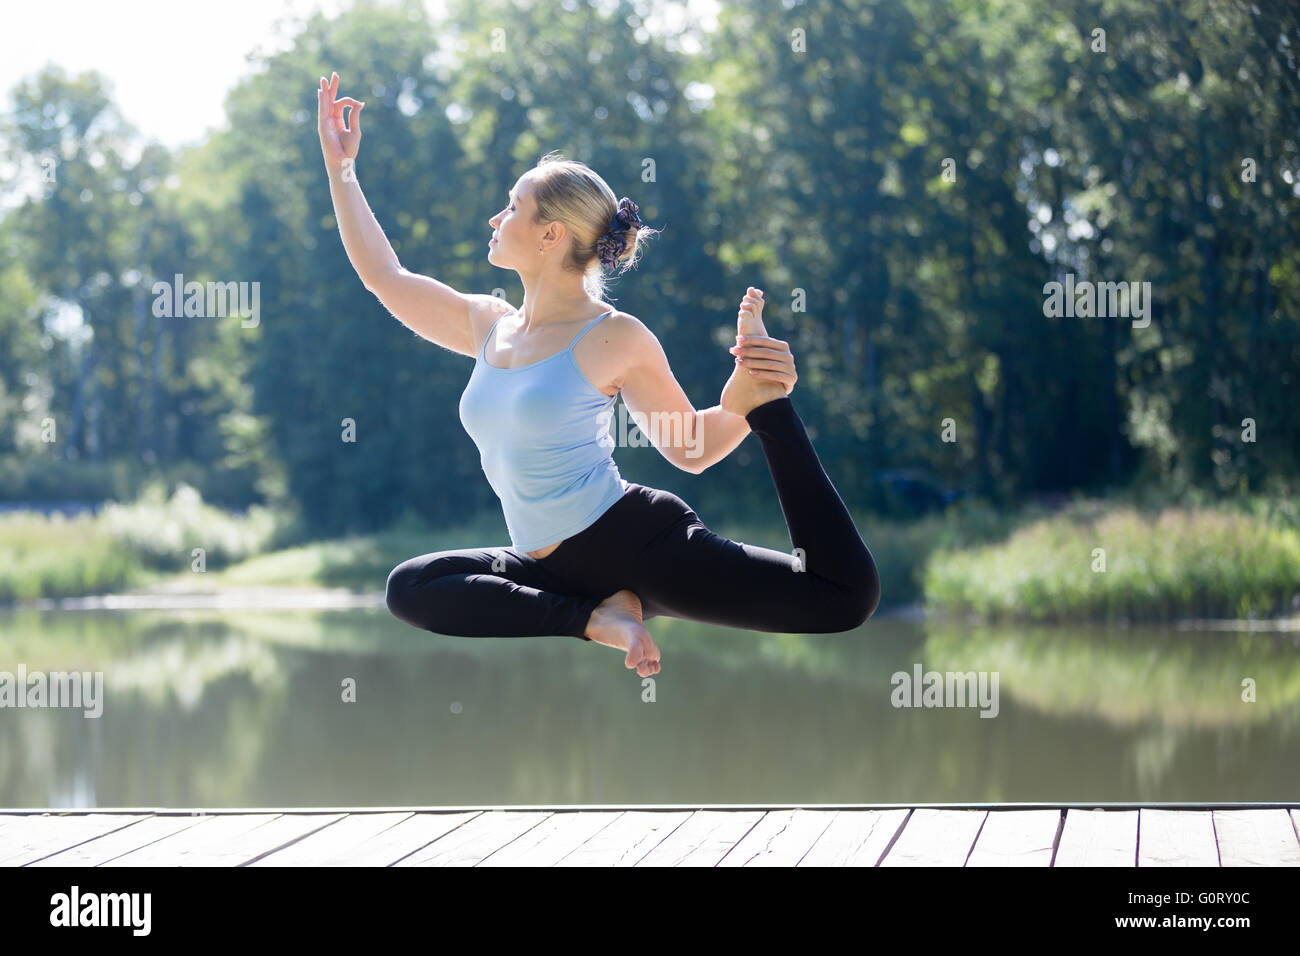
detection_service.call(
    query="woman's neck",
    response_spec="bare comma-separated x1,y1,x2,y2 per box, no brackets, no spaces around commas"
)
516,282,602,331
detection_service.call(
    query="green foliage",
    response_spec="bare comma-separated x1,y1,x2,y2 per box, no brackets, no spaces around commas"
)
0,510,142,601
0,482,287,601
860,498,1036,605
924,501,1300,621
98,481,280,570
0,0,1297,541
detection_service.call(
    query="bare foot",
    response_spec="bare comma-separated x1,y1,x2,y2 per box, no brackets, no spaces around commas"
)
721,287,788,417
585,589,661,677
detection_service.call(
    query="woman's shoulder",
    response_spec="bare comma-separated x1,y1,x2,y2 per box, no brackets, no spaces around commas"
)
596,309,663,358
476,294,517,320
601,307,650,339
463,294,517,329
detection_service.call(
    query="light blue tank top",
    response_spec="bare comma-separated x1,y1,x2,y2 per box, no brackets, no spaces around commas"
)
458,308,629,552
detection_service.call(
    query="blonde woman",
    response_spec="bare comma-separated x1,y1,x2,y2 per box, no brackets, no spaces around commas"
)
318,73,879,678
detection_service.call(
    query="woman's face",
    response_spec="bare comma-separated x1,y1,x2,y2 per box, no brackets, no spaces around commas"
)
487,177,533,265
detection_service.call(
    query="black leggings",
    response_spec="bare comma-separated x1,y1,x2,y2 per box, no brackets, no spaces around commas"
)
385,396,881,640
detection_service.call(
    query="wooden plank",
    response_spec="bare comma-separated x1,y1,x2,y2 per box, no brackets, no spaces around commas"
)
99,814,274,866
635,810,764,867
799,808,909,866
879,809,986,866
1055,809,1138,866
29,815,207,867
248,812,408,866
9,807,1296,868
346,812,484,866
1213,810,1300,866
967,810,1061,866
251,812,481,866
556,811,692,866
717,809,838,867
187,813,346,866
478,811,623,866
103,813,344,866
0,814,150,866
395,811,551,867
1138,809,1219,866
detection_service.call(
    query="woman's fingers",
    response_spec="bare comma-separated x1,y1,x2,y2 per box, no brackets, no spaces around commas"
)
748,366,797,391
729,335,796,393
730,342,789,359
729,342,793,366
336,100,363,128
752,373,795,395
318,77,347,113
332,98,363,134
733,333,785,347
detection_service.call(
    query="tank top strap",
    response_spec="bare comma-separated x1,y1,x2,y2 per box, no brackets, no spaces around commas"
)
567,309,616,353
479,313,508,362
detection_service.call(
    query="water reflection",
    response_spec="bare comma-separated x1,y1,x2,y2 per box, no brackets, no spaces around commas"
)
1,606,1297,807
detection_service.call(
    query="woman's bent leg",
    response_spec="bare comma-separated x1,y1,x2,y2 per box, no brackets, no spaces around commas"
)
742,396,880,607
631,517,877,633
385,547,604,640
625,396,880,633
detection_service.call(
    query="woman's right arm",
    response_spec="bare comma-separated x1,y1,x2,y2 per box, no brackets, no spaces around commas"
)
318,72,487,357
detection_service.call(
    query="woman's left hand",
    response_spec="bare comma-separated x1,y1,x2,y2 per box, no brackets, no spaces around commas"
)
727,335,798,395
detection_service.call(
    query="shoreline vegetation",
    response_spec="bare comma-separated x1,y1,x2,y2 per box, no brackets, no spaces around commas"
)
3,483,1298,625
924,504,1300,624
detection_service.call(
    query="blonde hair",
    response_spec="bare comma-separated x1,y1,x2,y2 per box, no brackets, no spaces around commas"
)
526,150,659,300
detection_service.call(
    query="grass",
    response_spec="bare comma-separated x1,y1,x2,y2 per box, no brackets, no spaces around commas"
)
0,510,143,601
923,500,1300,623
0,481,281,602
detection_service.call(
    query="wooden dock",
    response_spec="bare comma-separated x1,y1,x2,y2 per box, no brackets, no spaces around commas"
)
3,805,1299,867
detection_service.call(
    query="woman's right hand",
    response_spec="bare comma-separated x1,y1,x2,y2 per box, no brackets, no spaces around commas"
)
317,71,364,172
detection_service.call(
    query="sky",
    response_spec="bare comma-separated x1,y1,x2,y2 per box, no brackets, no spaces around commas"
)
1,0,720,152
2,0,359,150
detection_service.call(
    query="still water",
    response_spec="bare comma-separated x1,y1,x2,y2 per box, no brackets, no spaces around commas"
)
1,606,1297,807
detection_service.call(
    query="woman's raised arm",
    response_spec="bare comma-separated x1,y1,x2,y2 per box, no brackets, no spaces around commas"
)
317,71,479,357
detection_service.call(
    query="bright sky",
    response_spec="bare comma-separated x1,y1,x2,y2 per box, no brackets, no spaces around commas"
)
1,0,719,151
1,0,354,150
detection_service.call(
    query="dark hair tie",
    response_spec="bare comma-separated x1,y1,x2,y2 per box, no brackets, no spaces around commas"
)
595,197,643,270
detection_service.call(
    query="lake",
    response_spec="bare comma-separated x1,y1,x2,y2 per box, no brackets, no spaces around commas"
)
1,605,1297,807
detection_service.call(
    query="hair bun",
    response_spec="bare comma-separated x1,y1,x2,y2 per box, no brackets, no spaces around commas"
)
596,197,643,270
612,197,643,231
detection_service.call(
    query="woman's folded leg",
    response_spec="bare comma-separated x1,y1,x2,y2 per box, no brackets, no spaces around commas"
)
620,397,880,634
743,396,880,601
385,547,604,640
629,514,879,635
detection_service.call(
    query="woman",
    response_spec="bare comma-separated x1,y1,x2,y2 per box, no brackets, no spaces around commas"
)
317,72,880,678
